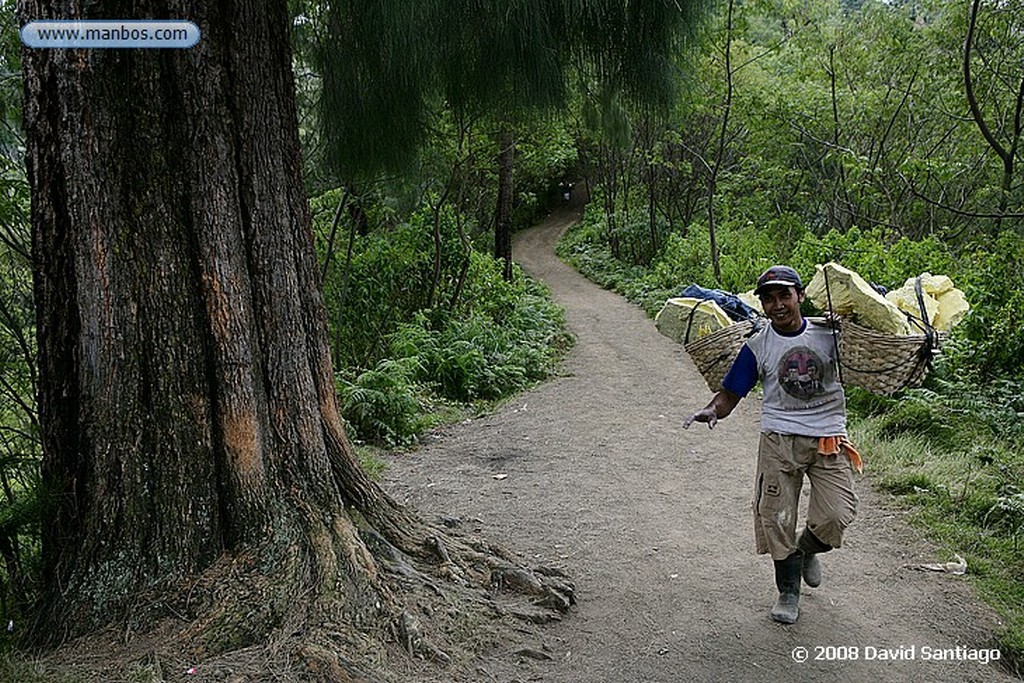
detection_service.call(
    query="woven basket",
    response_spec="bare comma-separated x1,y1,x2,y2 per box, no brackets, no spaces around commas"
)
685,316,942,396
684,318,764,391
837,319,943,396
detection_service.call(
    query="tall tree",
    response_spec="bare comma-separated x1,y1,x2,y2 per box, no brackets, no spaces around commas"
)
495,125,516,280
706,0,736,283
19,0,575,675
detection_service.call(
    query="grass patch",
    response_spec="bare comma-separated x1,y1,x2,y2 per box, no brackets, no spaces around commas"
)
354,444,391,481
851,414,1024,674
0,650,76,683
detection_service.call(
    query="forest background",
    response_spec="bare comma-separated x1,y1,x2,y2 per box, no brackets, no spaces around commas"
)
1,0,1023,673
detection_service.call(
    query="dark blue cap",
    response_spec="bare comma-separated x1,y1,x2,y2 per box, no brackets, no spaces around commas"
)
754,265,803,295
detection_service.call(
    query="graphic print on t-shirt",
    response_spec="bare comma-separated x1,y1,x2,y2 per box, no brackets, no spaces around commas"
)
777,345,826,401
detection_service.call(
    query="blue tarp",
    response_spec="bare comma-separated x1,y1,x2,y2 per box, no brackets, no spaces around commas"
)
678,284,760,322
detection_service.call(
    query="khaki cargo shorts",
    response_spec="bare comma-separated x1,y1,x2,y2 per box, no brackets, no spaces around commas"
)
753,432,858,560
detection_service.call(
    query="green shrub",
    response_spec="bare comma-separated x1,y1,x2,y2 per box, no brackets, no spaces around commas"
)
387,277,569,405
844,386,897,417
874,391,952,442
943,234,1024,381
923,373,1024,443
337,357,427,447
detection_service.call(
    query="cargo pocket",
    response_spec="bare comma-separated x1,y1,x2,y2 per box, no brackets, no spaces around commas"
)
757,470,784,515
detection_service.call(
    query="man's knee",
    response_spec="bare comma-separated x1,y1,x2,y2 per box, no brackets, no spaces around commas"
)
807,498,856,549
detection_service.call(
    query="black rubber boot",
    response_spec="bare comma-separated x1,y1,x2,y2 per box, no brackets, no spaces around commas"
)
797,528,832,589
771,551,803,624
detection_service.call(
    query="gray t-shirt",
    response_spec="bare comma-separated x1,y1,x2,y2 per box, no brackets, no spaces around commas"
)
722,320,847,436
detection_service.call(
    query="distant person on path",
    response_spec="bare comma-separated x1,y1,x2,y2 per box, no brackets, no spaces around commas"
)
683,265,861,624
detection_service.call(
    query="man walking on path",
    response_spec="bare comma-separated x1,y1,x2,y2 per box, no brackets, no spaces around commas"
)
684,265,860,624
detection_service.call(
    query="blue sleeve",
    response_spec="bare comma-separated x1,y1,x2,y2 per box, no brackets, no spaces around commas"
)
722,344,758,397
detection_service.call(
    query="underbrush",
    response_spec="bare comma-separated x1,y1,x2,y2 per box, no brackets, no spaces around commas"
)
0,653,58,683
313,192,574,448
334,272,572,448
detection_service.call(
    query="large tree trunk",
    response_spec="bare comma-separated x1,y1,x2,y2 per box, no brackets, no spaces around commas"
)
20,0,571,672
23,0,391,626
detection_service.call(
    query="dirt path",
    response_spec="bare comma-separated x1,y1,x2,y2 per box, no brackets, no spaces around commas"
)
382,206,1019,682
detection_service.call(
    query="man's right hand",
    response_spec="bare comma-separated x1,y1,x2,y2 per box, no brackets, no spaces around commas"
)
683,407,718,430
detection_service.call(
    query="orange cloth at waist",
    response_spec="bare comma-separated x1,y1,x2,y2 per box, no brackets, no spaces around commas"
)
818,435,863,473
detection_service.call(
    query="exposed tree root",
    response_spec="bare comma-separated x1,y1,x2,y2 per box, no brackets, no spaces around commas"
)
362,513,575,613
355,508,576,672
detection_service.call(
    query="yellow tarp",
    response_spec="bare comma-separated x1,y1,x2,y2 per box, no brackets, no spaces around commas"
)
655,297,734,344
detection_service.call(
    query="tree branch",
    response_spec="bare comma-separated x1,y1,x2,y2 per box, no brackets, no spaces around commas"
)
964,0,1009,163
899,172,1024,219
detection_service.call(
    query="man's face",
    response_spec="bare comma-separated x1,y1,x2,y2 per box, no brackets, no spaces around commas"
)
758,286,805,332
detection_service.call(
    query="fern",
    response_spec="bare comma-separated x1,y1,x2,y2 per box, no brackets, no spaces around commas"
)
337,359,425,447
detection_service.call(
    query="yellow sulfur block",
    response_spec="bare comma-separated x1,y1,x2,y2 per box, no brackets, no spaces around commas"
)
654,297,734,344
807,262,911,335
